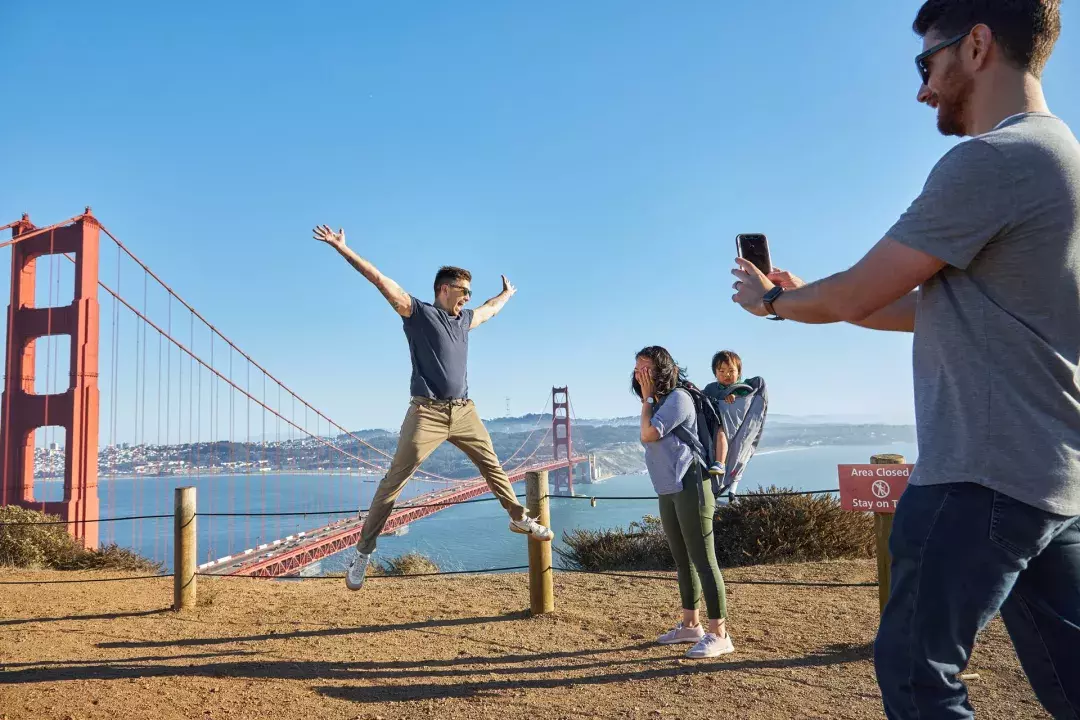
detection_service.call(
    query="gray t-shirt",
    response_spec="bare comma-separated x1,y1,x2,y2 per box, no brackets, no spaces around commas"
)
888,113,1080,516
643,388,697,495
403,296,474,400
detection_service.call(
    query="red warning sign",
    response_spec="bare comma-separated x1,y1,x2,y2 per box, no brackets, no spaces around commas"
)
838,464,912,513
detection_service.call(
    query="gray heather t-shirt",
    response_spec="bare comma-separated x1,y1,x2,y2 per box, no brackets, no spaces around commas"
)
403,296,474,400
643,388,698,495
888,113,1080,516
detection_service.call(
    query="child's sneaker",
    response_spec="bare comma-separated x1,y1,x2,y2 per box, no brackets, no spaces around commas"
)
686,632,735,658
656,622,705,645
708,462,727,477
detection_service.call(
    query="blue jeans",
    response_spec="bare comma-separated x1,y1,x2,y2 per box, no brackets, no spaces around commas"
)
874,482,1080,719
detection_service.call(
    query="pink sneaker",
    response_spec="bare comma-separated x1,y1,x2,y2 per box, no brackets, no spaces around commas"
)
656,622,705,645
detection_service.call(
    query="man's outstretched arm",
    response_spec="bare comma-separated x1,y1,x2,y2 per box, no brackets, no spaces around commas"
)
470,275,517,329
732,237,944,329
313,225,412,317
767,268,919,333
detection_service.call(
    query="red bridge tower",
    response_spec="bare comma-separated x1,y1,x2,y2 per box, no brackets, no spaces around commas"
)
1,211,101,548
551,386,574,496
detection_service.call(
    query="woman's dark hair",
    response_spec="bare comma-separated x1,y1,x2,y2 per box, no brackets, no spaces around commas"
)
631,345,689,399
711,350,743,377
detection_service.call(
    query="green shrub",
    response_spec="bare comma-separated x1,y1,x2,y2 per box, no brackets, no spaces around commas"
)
0,505,162,573
556,487,875,571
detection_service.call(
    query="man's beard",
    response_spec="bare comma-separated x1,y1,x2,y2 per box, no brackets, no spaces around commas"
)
936,65,975,137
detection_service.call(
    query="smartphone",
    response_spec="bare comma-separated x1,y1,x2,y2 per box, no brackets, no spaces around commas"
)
736,233,772,275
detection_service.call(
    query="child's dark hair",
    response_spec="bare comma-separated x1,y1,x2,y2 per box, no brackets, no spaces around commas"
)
711,350,743,377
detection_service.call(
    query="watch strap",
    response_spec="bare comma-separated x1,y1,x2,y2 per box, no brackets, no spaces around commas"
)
763,286,785,320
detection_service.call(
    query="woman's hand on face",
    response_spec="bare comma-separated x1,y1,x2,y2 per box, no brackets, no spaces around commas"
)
635,367,655,401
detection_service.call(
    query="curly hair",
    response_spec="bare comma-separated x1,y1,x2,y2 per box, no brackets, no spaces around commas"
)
631,346,689,400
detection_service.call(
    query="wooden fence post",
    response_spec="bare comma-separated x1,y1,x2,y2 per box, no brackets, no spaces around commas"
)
871,454,904,614
174,486,197,611
525,471,554,615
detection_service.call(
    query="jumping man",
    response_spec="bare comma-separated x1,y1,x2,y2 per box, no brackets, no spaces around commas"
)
313,224,554,591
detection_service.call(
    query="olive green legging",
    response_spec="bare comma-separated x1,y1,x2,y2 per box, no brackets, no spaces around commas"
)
658,465,728,619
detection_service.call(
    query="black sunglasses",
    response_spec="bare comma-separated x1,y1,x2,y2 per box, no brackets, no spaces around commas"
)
915,30,970,85
447,283,472,298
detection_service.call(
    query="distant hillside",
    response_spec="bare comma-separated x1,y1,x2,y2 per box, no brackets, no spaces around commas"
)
345,412,915,480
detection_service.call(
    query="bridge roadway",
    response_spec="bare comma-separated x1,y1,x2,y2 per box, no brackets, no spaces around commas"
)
199,456,586,578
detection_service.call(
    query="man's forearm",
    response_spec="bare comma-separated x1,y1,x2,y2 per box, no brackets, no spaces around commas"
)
770,271,861,324
333,244,410,313
481,291,511,316
771,272,917,331
336,244,380,282
849,293,917,332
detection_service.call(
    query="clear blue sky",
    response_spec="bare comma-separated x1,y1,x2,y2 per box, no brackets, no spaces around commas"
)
2,1,1078,433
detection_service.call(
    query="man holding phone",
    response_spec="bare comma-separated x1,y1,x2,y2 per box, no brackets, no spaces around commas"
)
312,224,554,592
731,2,1079,718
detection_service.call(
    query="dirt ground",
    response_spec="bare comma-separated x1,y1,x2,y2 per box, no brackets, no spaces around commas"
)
0,560,1049,720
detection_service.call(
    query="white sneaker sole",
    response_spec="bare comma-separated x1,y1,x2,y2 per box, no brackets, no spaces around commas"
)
686,642,735,658
509,523,553,541
345,576,365,591
657,635,704,645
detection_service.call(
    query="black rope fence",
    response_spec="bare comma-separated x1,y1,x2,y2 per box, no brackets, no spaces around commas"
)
1,486,864,586
556,568,877,587
197,564,532,580
0,574,170,586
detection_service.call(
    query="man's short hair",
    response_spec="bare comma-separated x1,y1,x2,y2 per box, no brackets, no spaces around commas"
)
434,266,472,294
913,0,1061,77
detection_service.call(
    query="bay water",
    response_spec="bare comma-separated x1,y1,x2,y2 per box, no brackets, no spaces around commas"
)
67,442,916,573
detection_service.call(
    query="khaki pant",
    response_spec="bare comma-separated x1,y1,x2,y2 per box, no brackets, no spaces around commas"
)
357,397,526,554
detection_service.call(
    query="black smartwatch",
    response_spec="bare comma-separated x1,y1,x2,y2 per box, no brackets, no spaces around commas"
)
762,286,785,321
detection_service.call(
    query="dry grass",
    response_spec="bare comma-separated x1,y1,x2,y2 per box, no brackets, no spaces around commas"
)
0,505,162,573
371,551,441,577
0,560,1050,720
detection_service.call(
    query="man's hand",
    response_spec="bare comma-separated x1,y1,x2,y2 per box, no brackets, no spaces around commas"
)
767,268,805,291
470,275,517,329
731,258,775,317
313,225,346,249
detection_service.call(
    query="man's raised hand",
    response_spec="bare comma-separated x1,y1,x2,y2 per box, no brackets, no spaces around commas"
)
501,275,517,297
313,225,346,249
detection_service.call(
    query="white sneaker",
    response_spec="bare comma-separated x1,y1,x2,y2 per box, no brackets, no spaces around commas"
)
656,621,705,645
686,632,735,659
509,515,554,541
345,550,371,591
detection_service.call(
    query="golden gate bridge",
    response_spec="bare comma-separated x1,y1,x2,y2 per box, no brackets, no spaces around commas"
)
1,210,589,577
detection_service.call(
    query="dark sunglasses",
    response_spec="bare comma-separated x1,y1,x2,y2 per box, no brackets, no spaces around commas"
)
448,283,472,298
915,30,970,85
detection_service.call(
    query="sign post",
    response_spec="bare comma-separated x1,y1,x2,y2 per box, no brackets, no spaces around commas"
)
838,454,910,614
